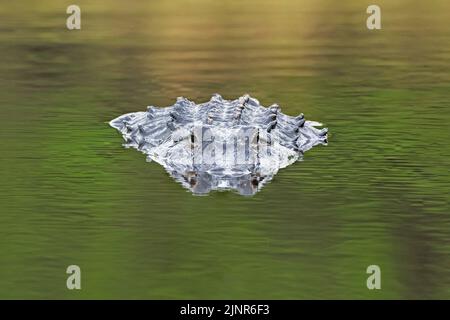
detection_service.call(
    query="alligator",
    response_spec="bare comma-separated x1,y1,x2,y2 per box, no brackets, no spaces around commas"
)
109,94,328,195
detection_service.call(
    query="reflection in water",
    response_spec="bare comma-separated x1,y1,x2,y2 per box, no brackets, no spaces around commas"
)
110,94,328,195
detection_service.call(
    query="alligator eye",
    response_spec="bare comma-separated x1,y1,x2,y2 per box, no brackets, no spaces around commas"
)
189,177,197,187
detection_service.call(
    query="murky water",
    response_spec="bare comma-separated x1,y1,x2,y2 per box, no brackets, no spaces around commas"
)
0,0,449,299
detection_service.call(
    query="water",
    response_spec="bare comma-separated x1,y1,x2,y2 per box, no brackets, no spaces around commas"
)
0,0,449,299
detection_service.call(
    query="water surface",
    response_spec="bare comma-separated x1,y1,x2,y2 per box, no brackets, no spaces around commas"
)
0,0,449,299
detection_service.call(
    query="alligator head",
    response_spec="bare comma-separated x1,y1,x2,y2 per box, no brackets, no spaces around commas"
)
110,94,328,195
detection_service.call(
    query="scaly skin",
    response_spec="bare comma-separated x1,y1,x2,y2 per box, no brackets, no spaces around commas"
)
110,94,328,195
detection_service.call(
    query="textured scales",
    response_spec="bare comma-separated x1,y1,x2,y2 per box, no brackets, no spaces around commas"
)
110,94,328,195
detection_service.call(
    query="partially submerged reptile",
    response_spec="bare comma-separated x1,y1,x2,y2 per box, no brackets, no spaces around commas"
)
110,94,328,195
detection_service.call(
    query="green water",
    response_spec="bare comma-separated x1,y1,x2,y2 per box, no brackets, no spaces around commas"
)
0,0,449,299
